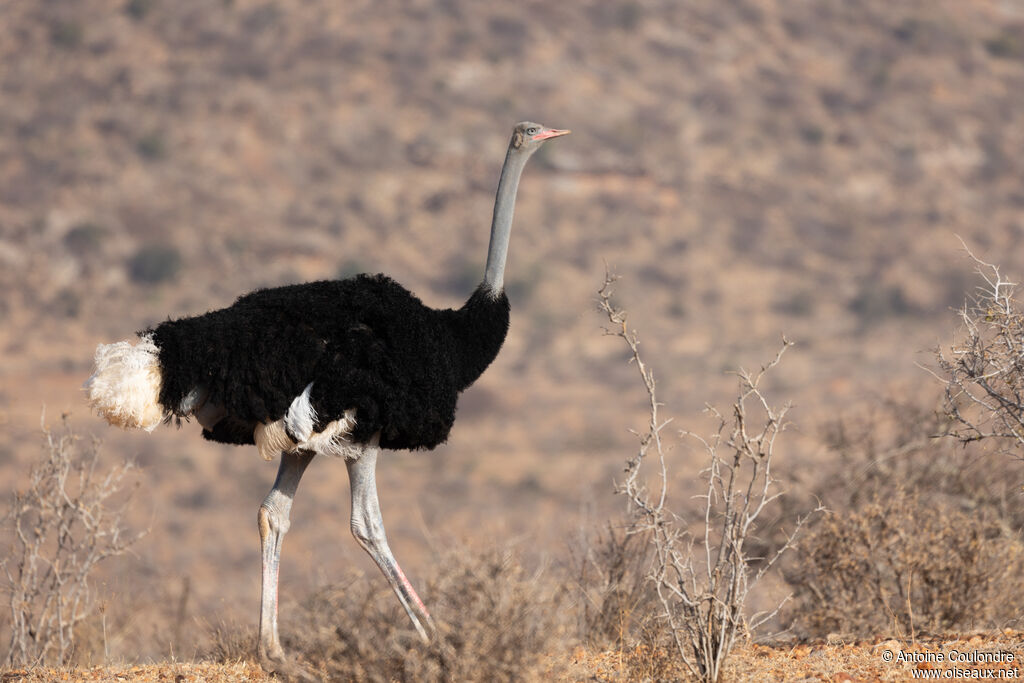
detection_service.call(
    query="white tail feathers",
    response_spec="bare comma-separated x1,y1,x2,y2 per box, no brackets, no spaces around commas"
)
84,333,166,431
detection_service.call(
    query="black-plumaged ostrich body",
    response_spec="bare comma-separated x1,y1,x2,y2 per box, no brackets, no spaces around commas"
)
85,121,568,676
152,276,508,451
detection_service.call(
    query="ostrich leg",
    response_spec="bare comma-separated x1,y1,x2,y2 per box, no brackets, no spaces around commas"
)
347,436,436,642
258,450,315,670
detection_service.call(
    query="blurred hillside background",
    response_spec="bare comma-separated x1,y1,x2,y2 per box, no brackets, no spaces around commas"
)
2,0,1024,663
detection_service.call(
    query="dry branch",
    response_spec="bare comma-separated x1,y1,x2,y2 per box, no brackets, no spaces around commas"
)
935,243,1024,459
1,414,144,666
598,270,815,683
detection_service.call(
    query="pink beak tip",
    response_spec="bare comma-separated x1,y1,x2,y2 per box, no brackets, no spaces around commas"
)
533,128,571,141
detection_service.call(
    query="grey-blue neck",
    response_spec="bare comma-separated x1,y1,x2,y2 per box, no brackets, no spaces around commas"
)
482,145,532,296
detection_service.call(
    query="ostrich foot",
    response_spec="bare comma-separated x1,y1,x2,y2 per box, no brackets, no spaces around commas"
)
259,650,318,682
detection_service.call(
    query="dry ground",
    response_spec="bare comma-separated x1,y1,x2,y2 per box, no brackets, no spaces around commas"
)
4,631,1023,682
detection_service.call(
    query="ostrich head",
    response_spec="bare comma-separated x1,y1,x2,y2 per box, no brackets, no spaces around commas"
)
510,121,571,154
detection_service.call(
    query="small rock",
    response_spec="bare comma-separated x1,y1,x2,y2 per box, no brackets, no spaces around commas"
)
873,639,901,654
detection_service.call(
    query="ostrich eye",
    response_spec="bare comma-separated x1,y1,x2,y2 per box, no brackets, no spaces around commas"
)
527,127,539,136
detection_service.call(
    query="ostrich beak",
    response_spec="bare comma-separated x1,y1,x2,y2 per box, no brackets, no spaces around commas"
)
532,128,571,141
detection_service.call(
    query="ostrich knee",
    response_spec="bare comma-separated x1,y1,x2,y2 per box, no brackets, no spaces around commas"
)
259,498,293,540
349,513,383,552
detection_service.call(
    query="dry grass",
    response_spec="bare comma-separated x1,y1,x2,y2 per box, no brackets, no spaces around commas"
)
723,630,1024,683
204,544,570,682
0,661,270,682
567,628,1024,682
6,629,1024,682
783,399,1024,639
571,521,656,649
788,490,1024,638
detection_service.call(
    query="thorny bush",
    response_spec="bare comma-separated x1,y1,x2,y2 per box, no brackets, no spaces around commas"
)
1,416,143,667
936,244,1024,458
785,398,1024,638
598,271,815,683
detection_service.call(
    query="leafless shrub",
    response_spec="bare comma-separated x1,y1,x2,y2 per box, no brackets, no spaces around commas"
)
597,271,814,683
935,243,1024,459
206,545,568,682
1,415,144,667
784,398,1024,638
788,490,1024,638
572,521,657,648
816,399,1024,531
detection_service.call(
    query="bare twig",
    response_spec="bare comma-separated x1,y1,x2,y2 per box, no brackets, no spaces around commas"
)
934,241,1024,459
1,414,146,666
598,269,817,683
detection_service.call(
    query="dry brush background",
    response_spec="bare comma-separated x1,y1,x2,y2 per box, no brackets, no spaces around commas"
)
1,0,1024,679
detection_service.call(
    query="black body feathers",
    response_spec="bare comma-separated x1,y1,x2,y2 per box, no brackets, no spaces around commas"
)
148,274,510,450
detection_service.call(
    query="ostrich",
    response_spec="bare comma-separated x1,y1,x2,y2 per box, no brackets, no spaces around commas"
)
84,122,569,673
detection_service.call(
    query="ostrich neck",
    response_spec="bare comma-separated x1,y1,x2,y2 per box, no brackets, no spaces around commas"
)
482,147,530,295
